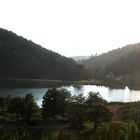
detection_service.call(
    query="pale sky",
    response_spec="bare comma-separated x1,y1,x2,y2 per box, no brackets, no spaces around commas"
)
1,0,140,57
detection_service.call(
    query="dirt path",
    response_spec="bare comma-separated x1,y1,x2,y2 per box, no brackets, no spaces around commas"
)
109,105,122,122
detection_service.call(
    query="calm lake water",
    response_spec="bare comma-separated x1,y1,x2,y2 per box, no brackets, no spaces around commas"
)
0,85,140,107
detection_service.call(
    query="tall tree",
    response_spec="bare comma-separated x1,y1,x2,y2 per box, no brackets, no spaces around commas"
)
42,88,71,120
86,92,112,129
67,94,86,130
23,94,39,123
8,94,39,123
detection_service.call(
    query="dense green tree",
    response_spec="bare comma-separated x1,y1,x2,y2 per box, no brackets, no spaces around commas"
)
86,92,112,129
42,88,71,120
8,94,39,123
8,97,24,119
23,94,39,123
67,94,86,130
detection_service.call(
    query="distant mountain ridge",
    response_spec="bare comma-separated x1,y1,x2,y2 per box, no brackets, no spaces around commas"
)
71,56,89,61
80,43,140,69
0,28,90,80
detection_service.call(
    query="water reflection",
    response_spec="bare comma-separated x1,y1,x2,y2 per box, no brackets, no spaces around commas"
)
1,85,140,107
64,85,140,103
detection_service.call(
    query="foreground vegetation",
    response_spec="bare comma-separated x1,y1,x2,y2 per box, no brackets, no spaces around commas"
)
0,88,140,139
0,122,140,140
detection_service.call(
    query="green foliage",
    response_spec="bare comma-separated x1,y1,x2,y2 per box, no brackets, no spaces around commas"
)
0,123,140,140
0,95,13,120
1,88,140,139
95,122,140,140
42,88,71,120
23,94,40,123
0,127,32,140
8,96,24,118
41,88,112,130
8,94,39,123
116,102,140,128
67,92,112,130
105,47,140,83
86,92,112,128
67,94,86,130
104,71,114,82
95,67,106,80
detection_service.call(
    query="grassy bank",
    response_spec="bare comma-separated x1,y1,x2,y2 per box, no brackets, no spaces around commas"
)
0,122,140,140
0,78,73,88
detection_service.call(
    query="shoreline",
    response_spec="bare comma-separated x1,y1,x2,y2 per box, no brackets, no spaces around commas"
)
0,78,140,90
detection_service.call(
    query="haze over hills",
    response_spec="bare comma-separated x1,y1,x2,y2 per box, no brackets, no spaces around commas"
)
105,46,140,85
71,56,89,61
0,28,91,80
80,43,140,69
1,27,140,84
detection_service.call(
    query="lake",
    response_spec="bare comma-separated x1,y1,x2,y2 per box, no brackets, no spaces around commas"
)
0,85,140,107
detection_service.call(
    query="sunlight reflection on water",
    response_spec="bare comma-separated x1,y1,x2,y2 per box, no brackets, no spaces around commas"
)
0,85,140,107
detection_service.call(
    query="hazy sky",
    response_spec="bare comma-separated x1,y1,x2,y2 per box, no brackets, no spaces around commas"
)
1,0,140,57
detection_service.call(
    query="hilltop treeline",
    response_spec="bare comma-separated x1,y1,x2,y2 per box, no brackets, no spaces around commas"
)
0,28,92,80
79,43,140,69
78,43,140,85
94,45,140,85
106,47,140,76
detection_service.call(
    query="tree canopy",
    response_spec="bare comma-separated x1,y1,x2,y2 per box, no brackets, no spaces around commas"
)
8,94,39,123
42,88,71,119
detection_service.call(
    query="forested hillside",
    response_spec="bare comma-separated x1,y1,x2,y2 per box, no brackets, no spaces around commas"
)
105,47,140,84
0,28,91,80
80,44,140,69
106,47,140,76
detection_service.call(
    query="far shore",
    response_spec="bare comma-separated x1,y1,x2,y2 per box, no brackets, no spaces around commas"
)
0,78,140,90
0,78,73,88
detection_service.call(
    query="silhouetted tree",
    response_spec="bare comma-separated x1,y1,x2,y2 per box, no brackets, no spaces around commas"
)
8,94,39,123
23,94,39,123
67,94,86,130
8,97,24,119
42,88,71,120
86,92,112,129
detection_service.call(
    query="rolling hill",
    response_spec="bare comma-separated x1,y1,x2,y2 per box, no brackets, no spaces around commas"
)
0,28,90,80
80,44,140,69
105,46,140,85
